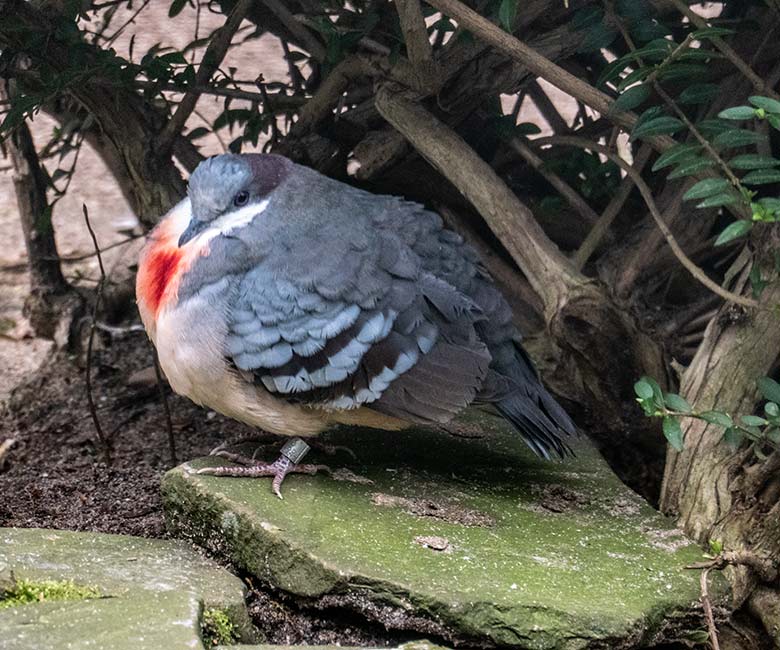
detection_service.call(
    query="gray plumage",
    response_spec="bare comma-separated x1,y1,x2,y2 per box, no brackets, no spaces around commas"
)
178,153,575,458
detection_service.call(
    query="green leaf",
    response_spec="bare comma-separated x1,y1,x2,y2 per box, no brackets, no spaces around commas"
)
690,26,736,40
679,83,720,105
758,197,780,212
683,178,730,201
667,158,715,179
750,263,768,297
722,427,744,448
764,401,779,418
758,377,780,404
628,38,676,61
712,128,766,150
657,63,708,83
728,154,780,170
696,192,740,209
665,393,693,413
168,0,189,18
631,116,685,141
714,220,753,246
700,411,733,428
577,23,617,53
749,95,780,114
186,126,210,140
634,106,664,129
597,57,630,87
616,67,653,92
610,83,650,115
498,0,517,32
741,169,780,185
663,417,685,451
718,106,757,120
640,375,665,408
634,380,655,400
697,118,733,137
652,144,702,172
741,415,768,427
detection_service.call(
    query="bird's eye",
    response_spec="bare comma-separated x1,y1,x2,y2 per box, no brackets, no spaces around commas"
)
233,190,250,207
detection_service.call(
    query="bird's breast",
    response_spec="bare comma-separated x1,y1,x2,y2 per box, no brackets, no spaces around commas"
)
136,198,210,336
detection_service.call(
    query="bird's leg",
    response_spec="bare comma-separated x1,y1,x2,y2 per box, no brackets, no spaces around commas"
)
197,438,330,499
207,431,280,457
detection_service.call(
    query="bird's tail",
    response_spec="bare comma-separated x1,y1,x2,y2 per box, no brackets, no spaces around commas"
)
495,344,576,460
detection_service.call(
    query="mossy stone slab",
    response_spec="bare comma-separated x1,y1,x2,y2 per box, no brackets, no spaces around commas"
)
0,590,202,650
216,642,448,650
0,527,258,646
163,413,724,649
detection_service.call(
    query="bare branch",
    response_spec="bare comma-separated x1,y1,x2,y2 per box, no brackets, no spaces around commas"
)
83,204,112,466
152,349,176,466
537,136,759,309
700,567,721,650
509,137,600,226
424,0,618,122
376,87,584,314
395,0,438,90
263,0,326,63
157,0,253,156
573,144,652,270
526,80,568,134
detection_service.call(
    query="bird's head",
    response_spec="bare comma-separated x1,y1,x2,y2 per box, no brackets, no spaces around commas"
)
178,153,291,247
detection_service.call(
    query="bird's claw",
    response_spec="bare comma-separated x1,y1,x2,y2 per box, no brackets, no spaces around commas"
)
196,450,330,499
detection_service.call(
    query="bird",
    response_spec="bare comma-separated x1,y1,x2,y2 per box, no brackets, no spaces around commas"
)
136,153,575,497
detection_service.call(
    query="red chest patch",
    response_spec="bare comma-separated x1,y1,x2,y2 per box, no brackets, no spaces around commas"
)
144,248,183,314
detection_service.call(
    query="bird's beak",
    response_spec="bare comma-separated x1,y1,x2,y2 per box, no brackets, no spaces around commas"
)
178,219,209,247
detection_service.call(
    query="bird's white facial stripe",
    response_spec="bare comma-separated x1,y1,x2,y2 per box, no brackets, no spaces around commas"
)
194,199,269,244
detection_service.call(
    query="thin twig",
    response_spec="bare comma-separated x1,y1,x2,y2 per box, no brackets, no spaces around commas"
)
573,144,652,269
526,80,569,134
263,0,326,62
131,79,305,109
280,38,306,94
700,567,721,650
101,0,150,47
153,349,176,466
157,0,252,156
536,136,759,308
95,322,145,335
82,204,112,466
509,137,600,225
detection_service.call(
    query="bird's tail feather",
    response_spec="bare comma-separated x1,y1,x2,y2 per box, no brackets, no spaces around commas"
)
496,393,574,460
496,343,576,460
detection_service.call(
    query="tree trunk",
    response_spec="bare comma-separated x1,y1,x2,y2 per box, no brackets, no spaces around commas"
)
660,240,780,624
2,82,80,340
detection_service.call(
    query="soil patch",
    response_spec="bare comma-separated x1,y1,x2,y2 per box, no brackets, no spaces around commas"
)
0,331,249,537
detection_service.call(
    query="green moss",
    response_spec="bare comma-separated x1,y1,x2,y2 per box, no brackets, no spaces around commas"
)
201,607,239,646
0,578,100,609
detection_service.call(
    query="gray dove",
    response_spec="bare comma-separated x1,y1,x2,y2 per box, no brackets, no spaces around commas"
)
136,153,575,497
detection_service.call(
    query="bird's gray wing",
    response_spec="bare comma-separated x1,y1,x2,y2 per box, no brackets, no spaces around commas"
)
376,199,575,457
226,224,491,423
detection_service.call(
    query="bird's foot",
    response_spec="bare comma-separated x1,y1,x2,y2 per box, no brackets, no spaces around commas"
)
308,441,357,460
197,438,330,499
